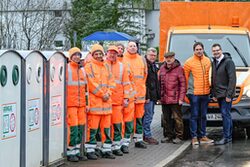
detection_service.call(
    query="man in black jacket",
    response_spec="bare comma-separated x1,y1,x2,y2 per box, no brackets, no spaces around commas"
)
211,43,236,145
142,47,160,145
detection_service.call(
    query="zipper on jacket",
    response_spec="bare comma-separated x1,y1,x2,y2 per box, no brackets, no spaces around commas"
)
200,59,205,95
77,66,80,107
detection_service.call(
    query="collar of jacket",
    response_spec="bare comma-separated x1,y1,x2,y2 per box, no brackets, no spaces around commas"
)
212,53,230,63
193,54,205,60
69,60,80,68
145,56,155,65
106,59,118,65
90,56,104,66
164,59,180,70
124,52,138,58
117,56,123,62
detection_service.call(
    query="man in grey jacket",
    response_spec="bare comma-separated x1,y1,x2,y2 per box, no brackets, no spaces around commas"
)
211,43,236,145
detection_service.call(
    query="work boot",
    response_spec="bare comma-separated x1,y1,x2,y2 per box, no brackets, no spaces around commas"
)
94,148,102,158
144,137,159,145
121,145,129,154
113,149,123,156
135,141,147,149
67,155,79,162
86,152,98,160
77,155,88,161
102,151,116,159
172,138,183,144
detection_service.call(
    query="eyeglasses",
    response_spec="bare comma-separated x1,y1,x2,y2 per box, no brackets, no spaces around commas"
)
212,49,221,52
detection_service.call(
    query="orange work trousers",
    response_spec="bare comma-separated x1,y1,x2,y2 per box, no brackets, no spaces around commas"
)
66,107,86,151
86,114,112,143
111,105,123,150
133,103,145,142
120,102,134,147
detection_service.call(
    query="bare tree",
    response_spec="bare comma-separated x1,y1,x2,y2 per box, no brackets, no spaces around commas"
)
0,0,19,49
1,0,68,50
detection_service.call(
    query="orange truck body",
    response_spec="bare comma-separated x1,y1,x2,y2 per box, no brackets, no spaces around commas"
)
159,2,250,61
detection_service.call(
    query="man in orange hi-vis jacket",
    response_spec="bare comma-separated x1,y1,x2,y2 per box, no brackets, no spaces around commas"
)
116,43,135,154
84,44,116,160
123,41,148,149
66,47,88,162
115,43,135,153
106,45,131,156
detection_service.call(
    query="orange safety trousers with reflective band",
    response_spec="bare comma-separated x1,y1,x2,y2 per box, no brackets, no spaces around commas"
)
130,103,145,142
66,62,87,156
111,105,123,145
67,107,86,145
85,114,113,153
86,113,111,143
122,102,134,146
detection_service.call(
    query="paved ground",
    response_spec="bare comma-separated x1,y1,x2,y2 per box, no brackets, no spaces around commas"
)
62,105,190,167
166,128,250,167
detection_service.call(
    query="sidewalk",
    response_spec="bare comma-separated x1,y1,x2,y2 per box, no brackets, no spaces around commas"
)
63,105,190,167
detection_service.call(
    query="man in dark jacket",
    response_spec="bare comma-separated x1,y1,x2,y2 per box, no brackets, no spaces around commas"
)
142,47,160,145
159,52,186,144
211,44,236,145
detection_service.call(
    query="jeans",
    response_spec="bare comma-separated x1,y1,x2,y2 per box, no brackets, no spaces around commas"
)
143,100,155,138
188,94,209,138
218,98,233,140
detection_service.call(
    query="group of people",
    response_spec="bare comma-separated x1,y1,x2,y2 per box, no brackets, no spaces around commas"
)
66,41,149,162
158,42,236,146
66,40,236,163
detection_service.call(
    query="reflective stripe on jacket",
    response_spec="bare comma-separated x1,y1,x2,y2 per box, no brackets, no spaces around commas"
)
67,61,87,107
123,52,147,103
85,57,115,115
106,60,131,105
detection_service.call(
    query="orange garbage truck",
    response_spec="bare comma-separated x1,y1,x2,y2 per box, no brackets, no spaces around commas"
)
159,2,250,139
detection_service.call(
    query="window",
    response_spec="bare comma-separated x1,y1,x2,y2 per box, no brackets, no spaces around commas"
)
54,40,63,47
54,10,62,17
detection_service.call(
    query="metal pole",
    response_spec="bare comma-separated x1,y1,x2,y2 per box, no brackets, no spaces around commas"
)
73,31,77,47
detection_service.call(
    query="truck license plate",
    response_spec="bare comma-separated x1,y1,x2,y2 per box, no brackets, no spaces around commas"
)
206,114,222,121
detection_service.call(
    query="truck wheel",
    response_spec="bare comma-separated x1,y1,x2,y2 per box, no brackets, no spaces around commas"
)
183,120,190,140
246,127,250,139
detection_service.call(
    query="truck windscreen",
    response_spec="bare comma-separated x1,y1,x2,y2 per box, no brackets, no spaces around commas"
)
169,34,250,67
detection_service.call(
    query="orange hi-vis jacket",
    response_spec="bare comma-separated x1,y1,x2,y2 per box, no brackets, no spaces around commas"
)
123,52,147,104
85,57,115,115
184,54,211,95
106,60,131,105
117,57,136,101
66,61,87,107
